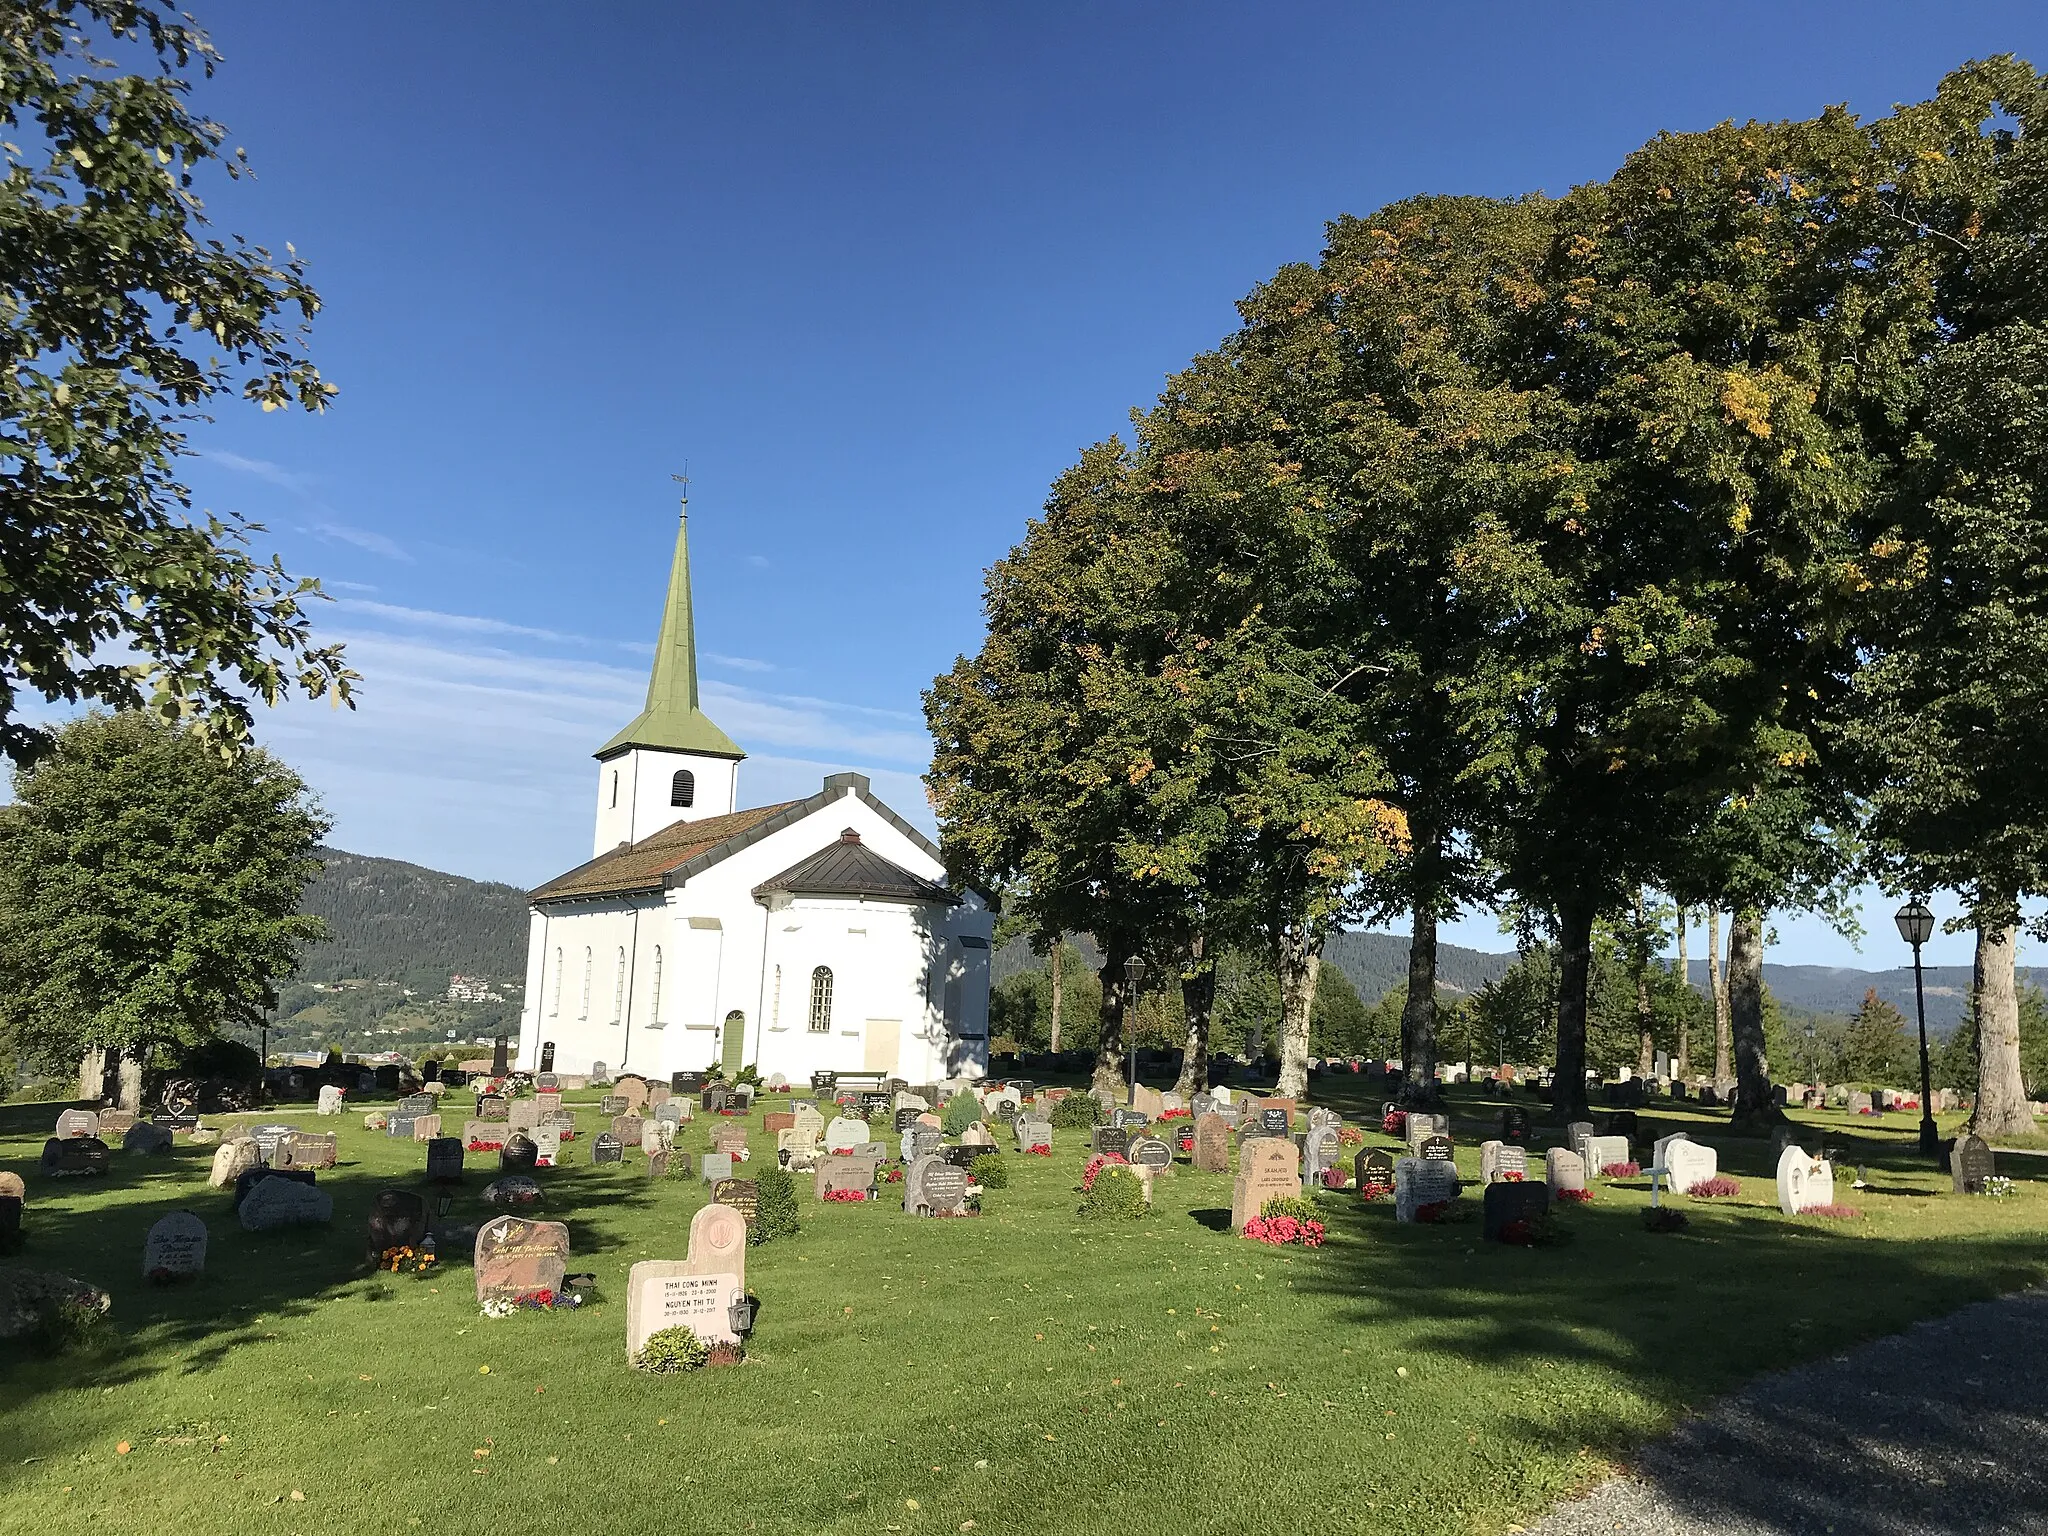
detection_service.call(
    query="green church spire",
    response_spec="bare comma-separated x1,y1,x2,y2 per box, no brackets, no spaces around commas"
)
595,505,744,761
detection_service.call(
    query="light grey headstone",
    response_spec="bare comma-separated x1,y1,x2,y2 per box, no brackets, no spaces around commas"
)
238,1176,334,1231
701,1151,735,1185
143,1210,208,1278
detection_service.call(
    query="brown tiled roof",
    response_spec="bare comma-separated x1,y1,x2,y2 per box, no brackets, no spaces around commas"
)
529,800,805,902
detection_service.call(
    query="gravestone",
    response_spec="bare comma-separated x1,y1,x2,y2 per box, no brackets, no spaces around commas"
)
703,1084,730,1114
409,1113,443,1143
477,1095,508,1122
387,1114,420,1141
626,1262,742,1358
234,1165,316,1208
1257,1096,1297,1126
1656,1133,1718,1193
1417,1133,1455,1164
1230,1137,1302,1230
1605,1110,1640,1141
1500,1106,1531,1144
1950,1134,1996,1195
207,1137,262,1189
1127,1136,1173,1173
474,1215,570,1304
278,1131,339,1170
1092,1126,1131,1158
1544,1147,1588,1193
592,1132,623,1165
1480,1141,1528,1184
463,1120,505,1151
367,1189,428,1256
483,1175,543,1206
426,1137,465,1181
711,1122,750,1159
1776,1144,1835,1215
507,1099,541,1134
1130,1083,1165,1119
97,1109,135,1139
701,1151,735,1184
599,1095,628,1116
491,1034,509,1075
1015,1118,1053,1152
536,1070,559,1091
905,1155,971,1216
239,1175,334,1231
647,1082,672,1109
1482,1179,1551,1242
711,1178,760,1229
673,1071,705,1095
1354,1147,1396,1198
500,1133,540,1176
789,1103,825,1146
824,1117,870,1154
143,1211,208,1279
1111,1107,1149,1130
55,1108,99,1139
1583,1135,1631,1171
655,1101,684,1128
611,1114,645,1148
645,1149,671,1179
1258,1107,1290,1137
816,1159,872,1199
248,1122,297,1163
318,1084,345,1116
1567,1121,1596,1160
960,1121,995,1149
589,1060,610,1085
902,1126,943,1163
686,1201,748,1288
536,1089,564,1118
641,1118,675,1156
1303,1125,1340,1184
1394,1156,1462,1222
123,1121,174,1155
397,1093,435,1117
1192,1114,1231,1173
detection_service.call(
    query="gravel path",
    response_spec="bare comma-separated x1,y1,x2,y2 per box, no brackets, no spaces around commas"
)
1522,1287,2048,1536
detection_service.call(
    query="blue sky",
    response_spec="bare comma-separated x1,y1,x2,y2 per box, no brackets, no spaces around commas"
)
162,2,2047,967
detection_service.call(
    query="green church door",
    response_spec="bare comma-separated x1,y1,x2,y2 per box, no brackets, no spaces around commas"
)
721,1010,747,1077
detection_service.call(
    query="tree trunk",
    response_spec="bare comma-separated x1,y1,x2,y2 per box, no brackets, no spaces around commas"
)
1971,919,2034,1139
78,1046,106,1103
1275,927,1319,1099
1175,943,1216,1099
1398,898,1443,1107
1089,956,1128,1101
1633,890,1654,1079
1728,907,1781,1123
1708,907,1732,1091
117,1051,143,1114
1048,942,1064,1054
1675,909,1691,1081
1552,898,1594,1122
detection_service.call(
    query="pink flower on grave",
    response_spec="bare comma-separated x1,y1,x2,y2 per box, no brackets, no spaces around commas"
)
1080,1153,1128,1192
1382,1110,1409,1137
1686,1176,1740,1199
1027,1144,1052,1156
1601,1162,1640,1179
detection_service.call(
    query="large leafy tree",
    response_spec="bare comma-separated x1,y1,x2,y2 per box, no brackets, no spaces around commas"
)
1846,57,2048,1140
0,711,328,1103
0,0,354,764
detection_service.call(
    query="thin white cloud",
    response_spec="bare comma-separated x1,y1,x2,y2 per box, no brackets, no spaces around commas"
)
202,449,315,495
703,651,775,674
311,520,413,563
337,598,592,646
745,554,770,569
326,579,381,594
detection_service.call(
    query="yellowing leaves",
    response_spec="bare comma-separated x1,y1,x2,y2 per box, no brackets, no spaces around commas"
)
1720,372,1775,439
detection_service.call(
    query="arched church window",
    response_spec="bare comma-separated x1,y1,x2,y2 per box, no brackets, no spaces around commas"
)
808,966,834,1033
612,947,626,1022
671,769,695,808
579,947,592,1018
550,946,562,1016
649,945,663,1023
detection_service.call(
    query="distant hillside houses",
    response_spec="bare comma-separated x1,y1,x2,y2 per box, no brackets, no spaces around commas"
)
445,974,502,1003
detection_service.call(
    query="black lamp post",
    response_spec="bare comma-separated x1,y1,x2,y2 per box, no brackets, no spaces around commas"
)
1894,898,1939,1157
1123,955,1148,1106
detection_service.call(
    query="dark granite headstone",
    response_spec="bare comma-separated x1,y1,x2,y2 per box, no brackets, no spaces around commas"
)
1259,1108,1290,1135
367,1189,428,1255
1355,1147,1396,1196
593,1132,623,1165
1091,1126,1130,1158
1128,1136,1173,1172
1951,1134,1996,1195
1604,1110,1640,1141
539,1041,555,1073
491,1035,509,1075
426,1136,465,1182
1111,1107,1149,1130
40,1136,109,1176
712,1178,760,1227
1482,1179,1551,1242
1418,1133,1455,1163
1501,1106,1531,1144
500,1133,539,1175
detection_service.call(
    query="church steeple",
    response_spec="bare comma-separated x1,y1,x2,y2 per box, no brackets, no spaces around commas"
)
596,504,744,762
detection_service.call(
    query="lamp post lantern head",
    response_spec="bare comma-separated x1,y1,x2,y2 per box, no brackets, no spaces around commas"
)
1124,956,1148,987
1894,899,1936,949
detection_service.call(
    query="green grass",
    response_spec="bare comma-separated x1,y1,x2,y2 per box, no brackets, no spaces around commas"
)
2,1082,2043,1536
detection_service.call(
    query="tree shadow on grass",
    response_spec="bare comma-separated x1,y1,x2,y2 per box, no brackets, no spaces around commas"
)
1187,1208,1231,1232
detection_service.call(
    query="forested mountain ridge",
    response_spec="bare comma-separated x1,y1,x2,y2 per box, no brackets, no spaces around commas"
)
295,846,529,994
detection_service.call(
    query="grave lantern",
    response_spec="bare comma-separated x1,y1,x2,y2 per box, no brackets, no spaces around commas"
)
1892,899,1940,1157
1123,956,1149,1106
728,1293,757,1337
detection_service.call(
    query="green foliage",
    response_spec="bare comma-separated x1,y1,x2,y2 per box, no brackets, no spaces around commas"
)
633,1325,710,1373
178,1035,262,1085
1049,1091,1102,1130
750,1165,801,1244
1308,964,1370,1058
971,1154,1010,1189
295,848,526,990
940,1092,982,1136
0,712,328,1073
1076,1161,1148,1221
1844,990,1916,1083
1258,1194,1320,1223
0,0,355,764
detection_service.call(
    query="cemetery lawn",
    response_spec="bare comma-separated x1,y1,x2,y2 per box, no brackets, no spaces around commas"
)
3,1088,2045,1536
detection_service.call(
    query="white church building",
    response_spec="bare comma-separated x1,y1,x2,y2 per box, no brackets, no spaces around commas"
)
514,507,992,1083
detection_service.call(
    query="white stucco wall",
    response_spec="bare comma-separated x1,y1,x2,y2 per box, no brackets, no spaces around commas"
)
520,778,992,1083
591,747,741,855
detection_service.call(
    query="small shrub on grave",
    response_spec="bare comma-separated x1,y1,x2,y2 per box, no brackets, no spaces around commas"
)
1686,1176,1741,1199
751,1166,802,1244
1641,1207,1690,1234
972,1154,1011,1190
1077,1162,1148,1222
1601,1162,1641,1179
32,1293,112,1356
1802,1203,1863,1220
635,1326,712,1373
1080,1152,1129,1192
1381,1109,1408,1138
941,1093,983,1136
1050,1093,1103,1130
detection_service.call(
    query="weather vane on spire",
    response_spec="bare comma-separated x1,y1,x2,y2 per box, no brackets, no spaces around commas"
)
671,465,689,515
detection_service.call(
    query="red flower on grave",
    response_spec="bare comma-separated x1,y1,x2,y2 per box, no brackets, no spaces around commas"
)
1358,1185,1388,1202
1027,1144,1052,1156
1415,1200,1451,1224
1382,1110,1408,1137
1555,1187,1593,1205
1498,1219,1538,1247
1499,1171,1525,1182
822,1188,867,1203
1080,1152,1128,1192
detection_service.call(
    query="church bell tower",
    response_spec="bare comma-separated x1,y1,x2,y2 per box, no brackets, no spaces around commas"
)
591,496,744,854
